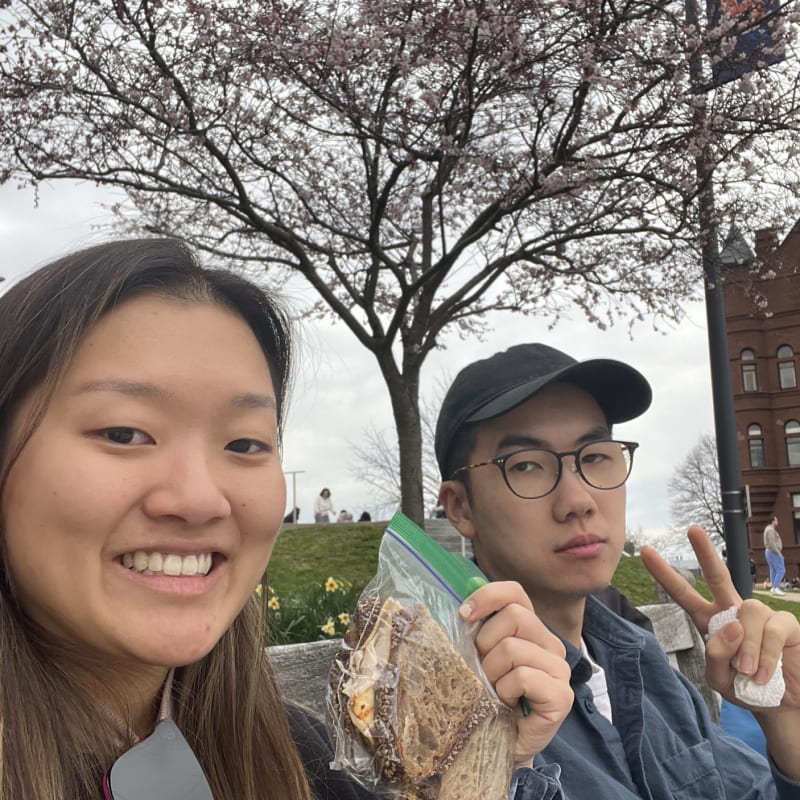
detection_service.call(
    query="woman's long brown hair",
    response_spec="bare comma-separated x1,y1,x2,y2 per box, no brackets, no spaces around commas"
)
0,239,312,799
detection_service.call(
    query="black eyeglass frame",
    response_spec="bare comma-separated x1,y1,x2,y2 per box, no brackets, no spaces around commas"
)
450,440,639,500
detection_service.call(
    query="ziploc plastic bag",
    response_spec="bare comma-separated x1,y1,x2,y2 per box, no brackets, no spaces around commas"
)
327,512,515,800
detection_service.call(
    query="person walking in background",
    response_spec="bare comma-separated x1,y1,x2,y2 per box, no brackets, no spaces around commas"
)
763,516,786,595
314,487,335,523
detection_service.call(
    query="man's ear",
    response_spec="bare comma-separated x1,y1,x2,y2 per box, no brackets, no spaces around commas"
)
438,480,477,540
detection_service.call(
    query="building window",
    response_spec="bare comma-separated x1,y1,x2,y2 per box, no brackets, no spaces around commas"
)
786,419,800,466
748,423,765,468
741,348,758,392
777,345,797,390
793,493,800,545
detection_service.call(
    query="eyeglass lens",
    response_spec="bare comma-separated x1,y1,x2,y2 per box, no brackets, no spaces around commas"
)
504,442,633,499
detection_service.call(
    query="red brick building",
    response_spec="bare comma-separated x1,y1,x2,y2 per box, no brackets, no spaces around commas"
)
721,221,800,583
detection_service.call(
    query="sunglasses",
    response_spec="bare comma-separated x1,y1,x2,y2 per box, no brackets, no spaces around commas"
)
103,719,214,799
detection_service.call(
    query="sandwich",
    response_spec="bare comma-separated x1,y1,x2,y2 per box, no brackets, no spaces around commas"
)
328,595,514,799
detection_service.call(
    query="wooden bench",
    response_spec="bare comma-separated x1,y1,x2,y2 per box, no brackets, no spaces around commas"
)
637,602,720,723
267,637,342,719
266,601,720,723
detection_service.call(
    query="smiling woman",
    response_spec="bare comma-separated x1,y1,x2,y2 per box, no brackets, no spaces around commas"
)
0,240,375,800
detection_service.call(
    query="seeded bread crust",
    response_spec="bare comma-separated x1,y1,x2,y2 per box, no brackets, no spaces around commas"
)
438,703,515,800
380,707,515,800
329,596,501,797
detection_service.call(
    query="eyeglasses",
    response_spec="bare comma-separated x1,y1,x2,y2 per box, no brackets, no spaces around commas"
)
451,440,638,500
103,719,214,800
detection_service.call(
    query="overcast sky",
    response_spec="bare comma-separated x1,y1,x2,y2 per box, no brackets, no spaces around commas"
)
1,179,719,548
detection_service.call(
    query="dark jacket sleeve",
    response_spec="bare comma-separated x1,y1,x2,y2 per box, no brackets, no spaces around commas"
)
285,704,378,800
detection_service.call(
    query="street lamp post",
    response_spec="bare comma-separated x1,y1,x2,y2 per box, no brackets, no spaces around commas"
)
685,0,752,598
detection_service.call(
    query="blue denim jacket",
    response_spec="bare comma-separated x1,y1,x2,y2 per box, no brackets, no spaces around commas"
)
512,596,800,800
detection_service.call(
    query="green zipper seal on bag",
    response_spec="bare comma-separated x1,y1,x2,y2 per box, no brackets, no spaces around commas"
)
386,510,488,602
385,511,532,716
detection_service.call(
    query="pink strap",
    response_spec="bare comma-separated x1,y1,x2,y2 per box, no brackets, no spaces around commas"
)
101,667,176,746
158,668,176,721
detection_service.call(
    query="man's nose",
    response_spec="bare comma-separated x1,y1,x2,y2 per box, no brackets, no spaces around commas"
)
552,456,597,519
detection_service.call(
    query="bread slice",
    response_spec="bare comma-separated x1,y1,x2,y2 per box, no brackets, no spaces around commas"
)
438,704,515,800
329,596,507,795
387,704,514,800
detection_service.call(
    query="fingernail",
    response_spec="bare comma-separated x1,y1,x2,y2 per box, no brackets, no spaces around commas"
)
754,666,769,684
459,601,474,619
738,654,755,675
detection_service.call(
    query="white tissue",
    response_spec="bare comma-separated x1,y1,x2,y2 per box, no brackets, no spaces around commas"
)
707,605,785,708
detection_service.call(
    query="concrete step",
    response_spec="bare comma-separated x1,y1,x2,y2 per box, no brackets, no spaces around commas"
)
423,517,473,559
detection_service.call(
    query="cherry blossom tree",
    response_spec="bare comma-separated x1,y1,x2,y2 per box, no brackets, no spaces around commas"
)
2,0,799,522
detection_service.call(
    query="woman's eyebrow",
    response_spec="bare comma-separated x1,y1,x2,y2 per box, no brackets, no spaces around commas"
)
232,393,276,410
74,380,276,410
74,379,165,398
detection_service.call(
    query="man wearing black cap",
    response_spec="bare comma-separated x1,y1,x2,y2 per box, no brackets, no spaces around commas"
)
436,344,800,800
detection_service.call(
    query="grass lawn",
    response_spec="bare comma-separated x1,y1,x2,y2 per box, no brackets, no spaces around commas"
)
267,522,384,595
268,522,800,623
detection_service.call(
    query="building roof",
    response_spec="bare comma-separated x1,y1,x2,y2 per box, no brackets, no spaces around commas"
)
720,222,756,267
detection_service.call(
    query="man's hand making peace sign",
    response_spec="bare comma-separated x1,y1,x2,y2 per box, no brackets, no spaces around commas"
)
641,526,800,782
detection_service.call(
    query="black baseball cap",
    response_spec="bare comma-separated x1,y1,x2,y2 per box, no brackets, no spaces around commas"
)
435,343,652,478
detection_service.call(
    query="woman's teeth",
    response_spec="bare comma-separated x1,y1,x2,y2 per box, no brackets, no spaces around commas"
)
122,551,213,576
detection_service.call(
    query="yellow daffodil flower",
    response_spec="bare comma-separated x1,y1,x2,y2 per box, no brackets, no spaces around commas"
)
321,617,336,636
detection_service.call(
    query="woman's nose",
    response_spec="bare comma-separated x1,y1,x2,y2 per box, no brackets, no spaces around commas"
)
142,443,231,524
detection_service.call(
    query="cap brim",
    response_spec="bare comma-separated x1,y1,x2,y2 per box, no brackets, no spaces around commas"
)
466,358,651,425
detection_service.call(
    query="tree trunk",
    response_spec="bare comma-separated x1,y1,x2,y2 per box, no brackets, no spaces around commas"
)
382,364,425,526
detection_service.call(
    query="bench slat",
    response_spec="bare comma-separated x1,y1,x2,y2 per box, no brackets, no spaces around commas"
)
268,638,342,718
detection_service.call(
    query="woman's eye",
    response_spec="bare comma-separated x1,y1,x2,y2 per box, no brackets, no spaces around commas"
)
226,438,269,455
100,428,152,445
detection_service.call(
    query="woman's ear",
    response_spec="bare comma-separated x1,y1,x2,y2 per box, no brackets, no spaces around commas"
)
438,480,477,540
